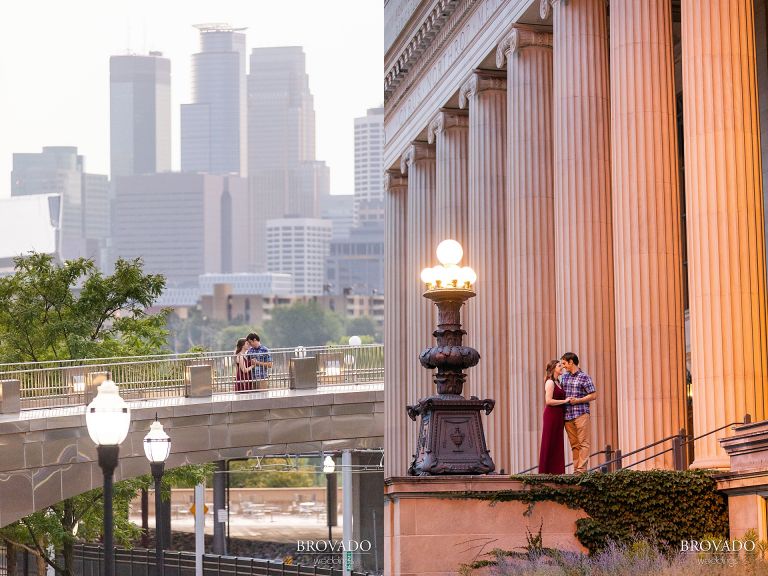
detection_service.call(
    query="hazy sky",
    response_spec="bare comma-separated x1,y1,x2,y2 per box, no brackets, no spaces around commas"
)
0,0,383,198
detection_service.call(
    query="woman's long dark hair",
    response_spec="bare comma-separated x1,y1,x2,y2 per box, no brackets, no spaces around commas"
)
235,337,247,354
544,359,559,383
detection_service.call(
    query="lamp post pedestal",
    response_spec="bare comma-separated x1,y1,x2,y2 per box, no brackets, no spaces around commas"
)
407,287,495,475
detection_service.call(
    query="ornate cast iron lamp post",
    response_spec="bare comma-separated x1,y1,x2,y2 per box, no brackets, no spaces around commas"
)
144,417,171,576
86,379,131,576
408,240,495,475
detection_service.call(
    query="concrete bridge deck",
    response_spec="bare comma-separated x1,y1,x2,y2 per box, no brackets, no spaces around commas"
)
0,382,384,527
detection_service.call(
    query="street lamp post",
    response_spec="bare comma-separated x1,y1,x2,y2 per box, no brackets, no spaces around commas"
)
144,417,171,576
85,379,131,576
408,239,495,475
323,455,337,541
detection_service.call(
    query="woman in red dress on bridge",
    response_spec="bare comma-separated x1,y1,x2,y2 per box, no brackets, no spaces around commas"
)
538,359,571,474
234,338,254,391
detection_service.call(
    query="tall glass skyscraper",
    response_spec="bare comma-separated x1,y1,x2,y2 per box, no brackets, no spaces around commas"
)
181,24,247,176
109,53,171,178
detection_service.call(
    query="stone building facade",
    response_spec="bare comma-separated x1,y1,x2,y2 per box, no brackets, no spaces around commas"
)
384,0,768,479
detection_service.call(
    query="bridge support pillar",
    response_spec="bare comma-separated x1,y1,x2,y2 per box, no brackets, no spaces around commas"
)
212,461,227,555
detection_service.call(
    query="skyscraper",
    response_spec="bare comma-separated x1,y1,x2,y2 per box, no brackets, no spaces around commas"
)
247,46,331,272
247,46,315,171
353,107,384,225
109,53,171,178
181,24,247,176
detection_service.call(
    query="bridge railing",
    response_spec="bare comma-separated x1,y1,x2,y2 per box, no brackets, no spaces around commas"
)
0,344,384,412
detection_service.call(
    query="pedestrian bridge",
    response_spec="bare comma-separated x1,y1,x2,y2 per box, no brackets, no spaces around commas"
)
0,345,384,527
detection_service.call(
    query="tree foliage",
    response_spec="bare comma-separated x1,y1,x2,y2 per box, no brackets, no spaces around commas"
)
0,253,176,576
264,301,344,347
345,316,381,342
0,253,167,362
228,459,322,488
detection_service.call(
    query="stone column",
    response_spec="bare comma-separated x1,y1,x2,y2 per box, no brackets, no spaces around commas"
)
681,0,768,468
384,169,409,478
427,109,469,249
609,0,686,470
545,0,618,456
459,70,509,472
497,28,557,474
401,142,437,466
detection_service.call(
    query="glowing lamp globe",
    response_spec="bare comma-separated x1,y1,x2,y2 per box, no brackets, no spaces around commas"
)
436,239,463,266
143,419,171,463
323,455,336,474
86,380,131,446
348,335,362,346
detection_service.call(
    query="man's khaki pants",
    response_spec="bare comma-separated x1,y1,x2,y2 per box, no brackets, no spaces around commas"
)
565,413,590,474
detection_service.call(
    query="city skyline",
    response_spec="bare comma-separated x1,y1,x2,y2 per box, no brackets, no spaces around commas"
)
0,0,383,197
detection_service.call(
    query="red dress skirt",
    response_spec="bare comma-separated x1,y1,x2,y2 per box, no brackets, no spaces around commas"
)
538,381,566,474
235,355,251,391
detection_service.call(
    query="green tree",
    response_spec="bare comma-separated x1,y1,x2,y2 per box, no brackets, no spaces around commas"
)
0,253,174,576
228,458,322,488
345,316,381,342
0,465,211,576
0,254,167,362
165,307,227,353
264,301,344,347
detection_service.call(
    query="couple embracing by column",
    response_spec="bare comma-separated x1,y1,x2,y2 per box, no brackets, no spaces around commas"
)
538,352,597,475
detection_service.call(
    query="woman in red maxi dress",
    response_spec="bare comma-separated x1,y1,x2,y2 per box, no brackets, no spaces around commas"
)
234,338,253,391
538,359,571,474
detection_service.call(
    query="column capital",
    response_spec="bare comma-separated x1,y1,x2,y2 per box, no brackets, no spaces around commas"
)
400,141,436,174
496,27,553,68
540,0,566,20
427,108,469,144
385,168,408,193
459,70,507,109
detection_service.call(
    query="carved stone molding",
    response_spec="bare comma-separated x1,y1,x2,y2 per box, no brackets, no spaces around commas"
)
426,108,469,144
385,168,408,193
540,0,566,20
400,141,436,174
496,27,554,68
458,70,507,109
540,0,552,19
385,0,462,99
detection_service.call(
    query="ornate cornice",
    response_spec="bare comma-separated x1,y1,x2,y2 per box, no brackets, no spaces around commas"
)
426,109,469,144
400,141,436,174
496,27,553,68
385,168,408,192
384,0,461,100
458,70,507,109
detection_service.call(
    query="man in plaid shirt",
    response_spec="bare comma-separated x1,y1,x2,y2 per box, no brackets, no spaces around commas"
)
560,352,597,474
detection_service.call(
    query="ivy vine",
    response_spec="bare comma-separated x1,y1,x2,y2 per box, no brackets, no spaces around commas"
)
452,470,728,554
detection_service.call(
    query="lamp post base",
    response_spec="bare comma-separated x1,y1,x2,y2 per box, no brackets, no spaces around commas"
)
407,396,495,476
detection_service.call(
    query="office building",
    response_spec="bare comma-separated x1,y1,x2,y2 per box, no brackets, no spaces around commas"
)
354,107,385,225
11,146,109,263
181,24,247,176
266,218,332,296
111,173,248,286
109,53,171,178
